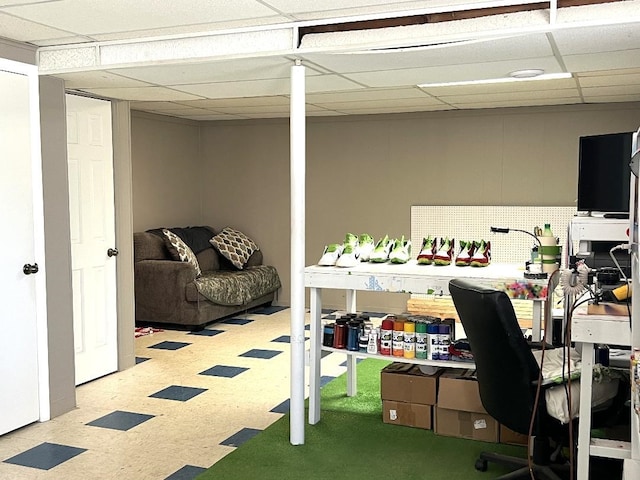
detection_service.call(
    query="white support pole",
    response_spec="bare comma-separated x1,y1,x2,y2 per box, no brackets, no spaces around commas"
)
290,59,306,445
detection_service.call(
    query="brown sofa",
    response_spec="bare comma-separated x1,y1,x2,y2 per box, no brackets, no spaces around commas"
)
134,226,281,329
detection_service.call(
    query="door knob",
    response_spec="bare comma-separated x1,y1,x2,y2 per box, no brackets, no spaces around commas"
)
107,248,119,257
23,263,39,275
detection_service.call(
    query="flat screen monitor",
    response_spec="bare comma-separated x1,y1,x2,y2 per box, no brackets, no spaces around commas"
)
577,132,633,215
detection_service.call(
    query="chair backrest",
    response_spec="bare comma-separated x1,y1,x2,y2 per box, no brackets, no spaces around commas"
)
449,278,541,434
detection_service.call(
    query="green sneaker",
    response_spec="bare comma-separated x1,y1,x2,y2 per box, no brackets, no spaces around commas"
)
417,236,436,264
355,233,375,262
318,243,343,266
369,235,392,263
389,236,411,264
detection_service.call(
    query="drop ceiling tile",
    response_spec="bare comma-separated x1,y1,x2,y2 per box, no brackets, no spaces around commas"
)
179,113,246,121
577,72,640,88
581,85,640,97
81,86,203,101
173,78,291,98
306,74,364,93
302,33,553,74
333,104,454,115
129,101,194,110
577,67,640,78
57,71,151,89
563,50,640,73
452,97,582,109
177,96,291,108
0,11,80,43
420,77,576,96
317,96,444,111
305,87,430,103
345,57,564,87
2,0,283,35
582,94,640,103
115,56,304,85
552,23,640,55
439,88,580,103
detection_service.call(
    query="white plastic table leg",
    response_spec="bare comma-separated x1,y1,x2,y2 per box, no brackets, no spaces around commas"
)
577,341,594,480
308,287,322,425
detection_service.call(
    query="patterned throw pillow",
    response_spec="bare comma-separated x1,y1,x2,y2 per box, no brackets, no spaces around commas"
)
162,228,202,276
209,227,259,270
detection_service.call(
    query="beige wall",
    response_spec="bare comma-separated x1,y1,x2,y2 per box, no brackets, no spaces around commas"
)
131,111,202,231
132,102,640,313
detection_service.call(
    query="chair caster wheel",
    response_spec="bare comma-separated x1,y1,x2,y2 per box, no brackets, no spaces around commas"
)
475,458,488,472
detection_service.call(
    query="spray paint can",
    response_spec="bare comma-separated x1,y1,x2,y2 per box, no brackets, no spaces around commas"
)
415,322,428,359
392,319,405,357
403,321,416,359
428,323,440,360
379,317,394,355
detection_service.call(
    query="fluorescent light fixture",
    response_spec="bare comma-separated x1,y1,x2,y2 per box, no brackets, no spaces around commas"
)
417,72,572,88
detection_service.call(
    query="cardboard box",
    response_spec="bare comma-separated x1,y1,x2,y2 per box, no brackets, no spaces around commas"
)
435,369,499,442
437,369,485,412
500,425,530,446
383,400,432,429
435,407,499,442
380,363,440,405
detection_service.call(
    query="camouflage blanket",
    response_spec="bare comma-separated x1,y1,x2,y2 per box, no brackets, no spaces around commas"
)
194,265,281,306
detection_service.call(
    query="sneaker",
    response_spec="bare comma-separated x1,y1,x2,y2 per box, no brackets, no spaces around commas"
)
455,240,476,266
417,236,437,265
470,240,491,267
355,233,375,262
336,242,359,267
433,237,455,266
389,236,411,264
318,243,343,266
369,235,392,263
343,232,358,249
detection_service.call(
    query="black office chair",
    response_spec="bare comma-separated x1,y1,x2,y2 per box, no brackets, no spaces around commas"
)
448,278,570,480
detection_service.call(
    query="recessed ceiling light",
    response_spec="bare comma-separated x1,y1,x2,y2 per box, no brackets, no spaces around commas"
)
509,69,545,78
417,72,572,88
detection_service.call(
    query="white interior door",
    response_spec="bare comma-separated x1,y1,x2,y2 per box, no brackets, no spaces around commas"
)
0,66,42,435
66,94,118,385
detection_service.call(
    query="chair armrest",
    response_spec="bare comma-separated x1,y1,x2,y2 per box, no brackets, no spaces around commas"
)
527,341,556,351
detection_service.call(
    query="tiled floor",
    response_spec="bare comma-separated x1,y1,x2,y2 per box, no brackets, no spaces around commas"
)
0,307,353,480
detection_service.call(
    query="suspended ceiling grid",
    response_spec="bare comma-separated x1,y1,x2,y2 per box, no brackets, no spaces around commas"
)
1,0,640,120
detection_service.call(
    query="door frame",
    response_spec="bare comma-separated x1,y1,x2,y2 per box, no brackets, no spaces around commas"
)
1,57,50,422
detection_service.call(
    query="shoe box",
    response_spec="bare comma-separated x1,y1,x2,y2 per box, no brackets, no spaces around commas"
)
499,425,530,446
380,363,441,429
434,369,500,443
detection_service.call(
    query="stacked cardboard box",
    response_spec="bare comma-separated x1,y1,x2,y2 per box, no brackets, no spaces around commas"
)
435,369,500,443
380,363,441,429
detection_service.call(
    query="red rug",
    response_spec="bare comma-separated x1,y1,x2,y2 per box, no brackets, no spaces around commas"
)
135,327,163,338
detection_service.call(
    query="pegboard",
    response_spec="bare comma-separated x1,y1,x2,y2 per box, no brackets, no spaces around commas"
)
410,205,577,265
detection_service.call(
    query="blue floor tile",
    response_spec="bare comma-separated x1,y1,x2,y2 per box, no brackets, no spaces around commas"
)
362,311,389,318
252,305,288,315
270,399,290,414
188,329,224,337
305,324,311,330
339,358,364,367
239,348,282,359
219,427,261,447
320,375,336,387
148,341,191,350
86,410,155,431
135,357,150,364
321,350,332,359
165,465,207,480
272,334,310,343
199,365,248,378
322,313,337,320
222,318,253,326
149,385,207,402
3,442,86,470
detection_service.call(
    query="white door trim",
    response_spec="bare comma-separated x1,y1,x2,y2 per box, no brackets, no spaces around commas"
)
0,57,50,422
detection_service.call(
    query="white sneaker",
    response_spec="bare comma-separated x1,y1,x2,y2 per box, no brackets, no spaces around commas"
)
389,236,411,264
369,235,392,263
355,233,375,262
336,243,359,267
318,243,343,266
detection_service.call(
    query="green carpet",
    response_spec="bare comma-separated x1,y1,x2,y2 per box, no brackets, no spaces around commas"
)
197,359,529,479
